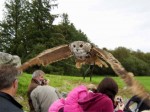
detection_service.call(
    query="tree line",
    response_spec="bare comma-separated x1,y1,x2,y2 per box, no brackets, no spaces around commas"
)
0,0,150,76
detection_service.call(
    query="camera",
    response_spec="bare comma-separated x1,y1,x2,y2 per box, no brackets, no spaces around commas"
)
116,97,123,103
41,79,47,85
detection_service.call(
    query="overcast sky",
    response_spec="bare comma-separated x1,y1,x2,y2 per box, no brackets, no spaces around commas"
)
0,0,150,53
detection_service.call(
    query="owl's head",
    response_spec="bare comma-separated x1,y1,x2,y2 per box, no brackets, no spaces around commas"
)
69,41,92,60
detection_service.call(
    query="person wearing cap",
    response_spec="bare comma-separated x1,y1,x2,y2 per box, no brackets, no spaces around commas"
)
0,64,23,112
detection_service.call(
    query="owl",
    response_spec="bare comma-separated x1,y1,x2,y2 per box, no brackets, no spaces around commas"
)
18,41,108,71
17,41,150,104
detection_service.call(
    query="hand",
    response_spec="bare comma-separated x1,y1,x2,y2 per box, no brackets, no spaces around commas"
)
41,79,49,85
117,102,125,111
114,96,123,106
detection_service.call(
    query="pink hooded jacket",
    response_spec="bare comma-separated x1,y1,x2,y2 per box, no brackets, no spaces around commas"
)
49,85,88,112
48,98,65,112
78,92,123,112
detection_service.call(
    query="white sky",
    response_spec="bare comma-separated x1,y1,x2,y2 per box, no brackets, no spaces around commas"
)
0,0,150,53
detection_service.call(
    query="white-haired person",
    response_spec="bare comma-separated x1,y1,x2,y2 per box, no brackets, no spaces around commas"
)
27,70,61,112
27,70,48,112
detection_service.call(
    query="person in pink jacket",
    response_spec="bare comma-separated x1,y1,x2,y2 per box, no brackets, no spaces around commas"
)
49,77,124,112
48,98,65,112
78,77,124,112
49,85,88,112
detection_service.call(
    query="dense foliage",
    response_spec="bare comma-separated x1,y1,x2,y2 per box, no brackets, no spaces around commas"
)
0,0,150,76
110,47,150,76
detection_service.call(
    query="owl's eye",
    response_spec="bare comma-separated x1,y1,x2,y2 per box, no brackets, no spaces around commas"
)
80,44,83,47
73,45,76,47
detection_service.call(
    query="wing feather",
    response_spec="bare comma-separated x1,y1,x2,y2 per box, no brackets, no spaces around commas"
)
104,51,150,104
18,45,72,71
92,47,109,61
94,49,150,103
92,47,150,101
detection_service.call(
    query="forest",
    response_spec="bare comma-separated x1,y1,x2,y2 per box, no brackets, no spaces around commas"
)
0,0,150,76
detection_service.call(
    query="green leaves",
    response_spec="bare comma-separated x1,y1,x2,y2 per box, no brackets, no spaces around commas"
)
111,47,150,76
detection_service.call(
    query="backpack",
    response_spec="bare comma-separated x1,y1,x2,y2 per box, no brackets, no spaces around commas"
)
124,95,150,112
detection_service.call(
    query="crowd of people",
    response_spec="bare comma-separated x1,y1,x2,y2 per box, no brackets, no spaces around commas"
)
0,64,150,112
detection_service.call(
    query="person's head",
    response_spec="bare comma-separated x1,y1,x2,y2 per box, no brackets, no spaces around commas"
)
32,70,45,83
86,83,97,93
97,77,118,103
0,64,20,96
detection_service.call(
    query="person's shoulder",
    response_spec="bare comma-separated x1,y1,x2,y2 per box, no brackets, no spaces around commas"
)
0,94,8,104
38,85,55,89
100,93,112,102
31,85,42,93
32,85,54,93
0,93,23,112
68,85,87,96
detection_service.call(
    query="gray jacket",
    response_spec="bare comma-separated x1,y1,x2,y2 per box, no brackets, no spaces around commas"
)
30,85,61,112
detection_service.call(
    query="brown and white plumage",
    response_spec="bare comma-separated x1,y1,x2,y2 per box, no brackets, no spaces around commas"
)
18,45,72,70
18,41,108,71
17,41,150,105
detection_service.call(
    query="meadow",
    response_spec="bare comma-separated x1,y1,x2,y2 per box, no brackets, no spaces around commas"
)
17,73,150,111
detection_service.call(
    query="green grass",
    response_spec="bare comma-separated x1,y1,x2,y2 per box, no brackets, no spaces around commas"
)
17,73,150,111
135,76,150,92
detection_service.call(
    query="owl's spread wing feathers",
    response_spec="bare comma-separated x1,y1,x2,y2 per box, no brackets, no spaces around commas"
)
92,47,150,103
92,47,109,60
91,47,109,67
103,51,150,103
18,45,72,71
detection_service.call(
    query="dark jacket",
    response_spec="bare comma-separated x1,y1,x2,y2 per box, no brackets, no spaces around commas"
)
78,92,123,112
0,92,23,112
27,78,47,112
27,79,41,112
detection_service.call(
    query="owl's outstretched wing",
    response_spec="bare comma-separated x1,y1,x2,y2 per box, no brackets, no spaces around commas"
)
18,44,73,71
105,51,150,105
91,47,108,60
91,47,109,67
93,47,150,103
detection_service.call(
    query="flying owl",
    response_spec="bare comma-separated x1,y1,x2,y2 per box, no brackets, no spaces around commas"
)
18,41,108,71
17,41,150,105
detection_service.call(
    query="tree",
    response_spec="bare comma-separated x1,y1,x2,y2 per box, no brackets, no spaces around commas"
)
0,0,58,60
123,55,150,76
0,1,90,75
0,0,25,53
56,13,88,42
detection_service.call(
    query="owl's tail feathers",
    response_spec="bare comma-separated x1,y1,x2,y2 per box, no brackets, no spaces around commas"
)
17,57,41,71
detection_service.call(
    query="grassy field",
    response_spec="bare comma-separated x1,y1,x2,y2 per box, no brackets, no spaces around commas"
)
17,73,150,111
